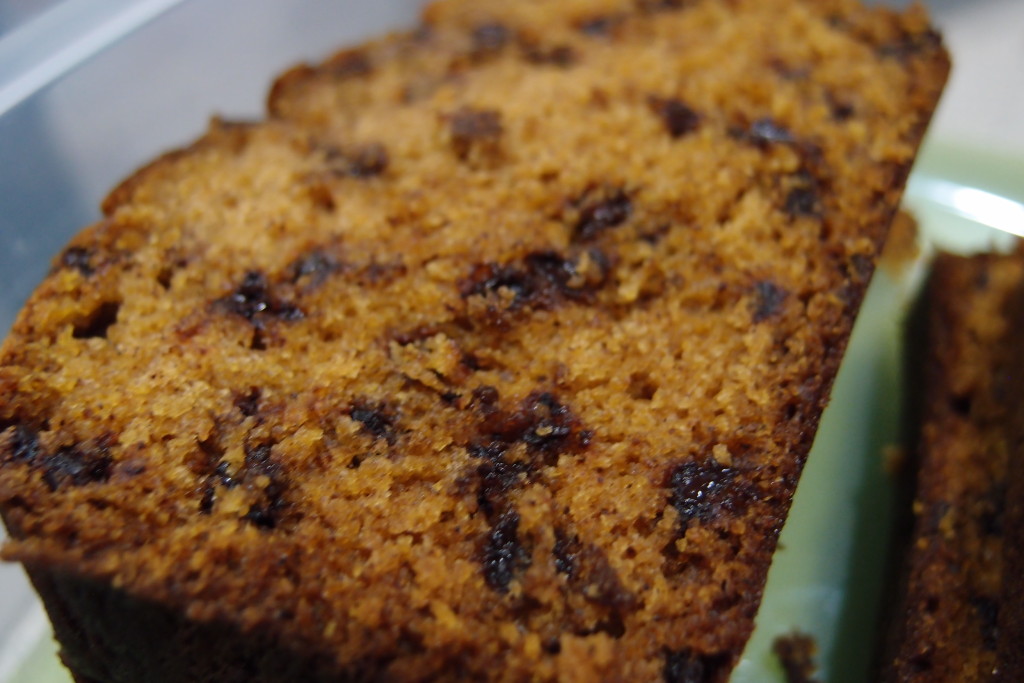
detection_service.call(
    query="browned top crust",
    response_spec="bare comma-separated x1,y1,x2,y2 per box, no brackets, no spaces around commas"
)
0,0,947,680
883,251,1024,682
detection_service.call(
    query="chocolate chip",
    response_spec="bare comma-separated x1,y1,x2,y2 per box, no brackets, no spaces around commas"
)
197,460,238,515
244,442,277,475
732,118,796,146
243,503,281,529
553,528,581,577
350,401,397,445
482,509,531,593
290,250,340,287
784,186,820,217
216,271,304,327
347,143,390,178
449,108,503,161
663,649,730,683
651,98,701,138
666,461,747,532
229,443,287,529
460,250,607,314
752,280,787,322
575,190,633,241
41,445,112,491
234,387,262,418
221,272,269,319
828,96,855,122
477,391,590,460
473,385,500,408
156,267,175,289
72,301,120,339
475,456,530,518
9,425,39,462
576,544,636,611
949,393,972,417
59,246,95,276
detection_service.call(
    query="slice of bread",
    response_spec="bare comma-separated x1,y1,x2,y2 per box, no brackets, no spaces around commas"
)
0,1,948,680
883,251,1024,681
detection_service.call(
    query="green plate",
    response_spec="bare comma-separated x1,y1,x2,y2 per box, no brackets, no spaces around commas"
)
735,140,1023,682
9,142,1023,683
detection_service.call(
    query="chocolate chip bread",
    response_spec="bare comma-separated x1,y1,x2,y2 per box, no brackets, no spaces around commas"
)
0,0,948,681
883,251,1024,682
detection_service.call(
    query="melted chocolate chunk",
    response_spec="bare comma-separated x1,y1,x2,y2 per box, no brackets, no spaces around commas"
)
828,95,855,122
576,544,636,611
785,187,820,217
350,401,397,445
243,503,281,529
575,190,633,241
348,143,390,178
449,108,503,161
199,460,238,514
949,392,972,417
477,391,591,461
652,98,701,139
732,118,796,146
752,280,787,323
59,246,95,276
663,649,730,683
234,387,262,418
244,442,274,473
290,249,339,284
217,271,304,328
72,301,120,340
473,384,500,409
475,456,531,518
467,391,590,591
233,443,287,529
553,528,581,577
666,461,744,532
461,250,607,314
41,445,112,491
482,509,531,593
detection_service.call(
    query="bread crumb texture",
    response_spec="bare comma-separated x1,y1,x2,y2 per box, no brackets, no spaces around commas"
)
0,0,947,680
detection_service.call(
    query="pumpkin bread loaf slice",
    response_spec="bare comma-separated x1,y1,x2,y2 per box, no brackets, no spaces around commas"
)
883,251,1024,682
0,0,947,681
